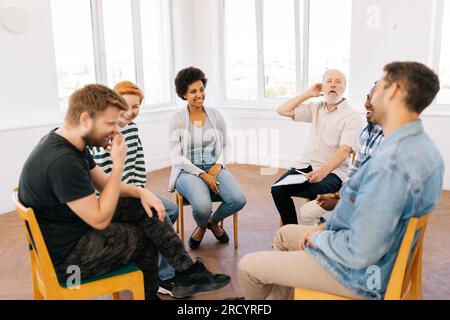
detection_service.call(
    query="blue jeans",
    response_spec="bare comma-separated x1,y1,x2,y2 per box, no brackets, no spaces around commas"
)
175,168,246,228
156,195,178,281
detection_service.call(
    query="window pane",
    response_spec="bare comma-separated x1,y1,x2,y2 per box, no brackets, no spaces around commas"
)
224,0,257,100
263,0,297,98
50,0,96,110
437,1,450,104
103,0,136,86
140,0,170,104
308,0,352,87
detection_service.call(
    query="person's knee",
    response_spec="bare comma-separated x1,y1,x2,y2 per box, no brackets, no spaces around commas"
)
299,201,323,225
273,225,298,249
229,193,247,212
271,185,286,199
238,254,254,277
165,201,179,223
273,226,287,248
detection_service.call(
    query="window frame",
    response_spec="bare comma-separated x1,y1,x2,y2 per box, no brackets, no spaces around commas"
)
220,0,353,106
431,0,450,108
52,0,175,112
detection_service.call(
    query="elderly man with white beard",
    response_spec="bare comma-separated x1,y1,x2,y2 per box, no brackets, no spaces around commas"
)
272,69,363,226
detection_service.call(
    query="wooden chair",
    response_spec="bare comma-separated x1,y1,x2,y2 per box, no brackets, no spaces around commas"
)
175,191,239,249
294,213,430,300
12,188,145,300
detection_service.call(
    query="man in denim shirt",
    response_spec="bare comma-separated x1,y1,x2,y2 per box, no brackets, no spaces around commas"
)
239,62,443,300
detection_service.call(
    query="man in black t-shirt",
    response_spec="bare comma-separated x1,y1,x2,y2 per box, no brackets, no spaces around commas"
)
18,84,230,300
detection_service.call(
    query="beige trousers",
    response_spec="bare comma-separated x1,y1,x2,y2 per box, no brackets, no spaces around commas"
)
238,224,365,300
299,200,328,225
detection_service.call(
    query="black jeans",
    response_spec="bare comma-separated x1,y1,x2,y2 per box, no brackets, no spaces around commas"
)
55,198,193,299
271,166,342,225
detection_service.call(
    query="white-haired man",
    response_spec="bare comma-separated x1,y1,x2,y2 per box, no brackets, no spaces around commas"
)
272,69,363,225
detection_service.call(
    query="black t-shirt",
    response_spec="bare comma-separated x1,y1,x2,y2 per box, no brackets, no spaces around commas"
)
18,129,97,267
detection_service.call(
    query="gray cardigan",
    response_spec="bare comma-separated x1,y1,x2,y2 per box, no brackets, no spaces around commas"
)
168,106,228,192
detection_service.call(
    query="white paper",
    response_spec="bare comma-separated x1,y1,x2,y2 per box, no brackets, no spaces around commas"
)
272,174,308,187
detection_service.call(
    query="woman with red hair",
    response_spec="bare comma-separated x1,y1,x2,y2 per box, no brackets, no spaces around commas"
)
91,80,179,297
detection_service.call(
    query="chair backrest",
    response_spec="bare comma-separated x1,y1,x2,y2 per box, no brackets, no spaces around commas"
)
12,188,61,292
384,214,430,300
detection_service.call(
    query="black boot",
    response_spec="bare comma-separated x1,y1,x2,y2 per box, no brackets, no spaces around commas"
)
171,258,231,298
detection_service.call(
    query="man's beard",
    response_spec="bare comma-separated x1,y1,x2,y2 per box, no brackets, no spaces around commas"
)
324,93,344,105
84,130,110,148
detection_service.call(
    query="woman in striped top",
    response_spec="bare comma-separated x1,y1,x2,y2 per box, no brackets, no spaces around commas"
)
90,81,179,295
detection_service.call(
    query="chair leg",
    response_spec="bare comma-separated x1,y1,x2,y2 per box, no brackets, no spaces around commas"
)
31,269,44,300
233,213,238,249
112,292,121,300
177,194,184,242
176,215,179,234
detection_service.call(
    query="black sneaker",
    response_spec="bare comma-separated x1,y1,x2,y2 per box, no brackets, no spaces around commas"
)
158,277,175,296
172,258,231,299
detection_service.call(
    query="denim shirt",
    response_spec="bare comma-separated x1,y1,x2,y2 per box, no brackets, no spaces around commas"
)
307,120,444,300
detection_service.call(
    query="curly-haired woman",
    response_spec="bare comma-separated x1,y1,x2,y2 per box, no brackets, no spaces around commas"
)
168,67,246,250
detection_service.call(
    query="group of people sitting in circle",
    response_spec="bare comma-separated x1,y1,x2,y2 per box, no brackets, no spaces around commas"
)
18,61,444,300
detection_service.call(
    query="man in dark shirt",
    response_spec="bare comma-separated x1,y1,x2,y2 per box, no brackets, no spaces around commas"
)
19,84,230,300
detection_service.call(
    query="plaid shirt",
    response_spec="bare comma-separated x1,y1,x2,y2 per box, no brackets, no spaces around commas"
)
318,123,384,225
346,122,384,181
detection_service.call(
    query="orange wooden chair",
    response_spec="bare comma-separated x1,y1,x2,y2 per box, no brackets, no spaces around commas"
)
12,188,145,300
294,214,430,300
175,190,239,249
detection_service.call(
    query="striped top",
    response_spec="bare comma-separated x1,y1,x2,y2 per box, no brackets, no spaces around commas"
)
90,122,147,188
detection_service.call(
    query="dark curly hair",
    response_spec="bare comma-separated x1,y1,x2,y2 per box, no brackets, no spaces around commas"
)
174,67,208,100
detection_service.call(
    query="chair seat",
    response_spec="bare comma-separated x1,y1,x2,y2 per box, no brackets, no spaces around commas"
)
60,264,140,287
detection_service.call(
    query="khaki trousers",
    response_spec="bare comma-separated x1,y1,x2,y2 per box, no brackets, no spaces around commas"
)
238,224,365,300
299,200,328,225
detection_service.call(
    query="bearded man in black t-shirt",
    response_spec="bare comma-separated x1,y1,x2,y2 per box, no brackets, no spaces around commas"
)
18,84,230,300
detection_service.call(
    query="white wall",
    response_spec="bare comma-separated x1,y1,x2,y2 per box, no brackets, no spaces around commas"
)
0,0,197,214
1,0,449,214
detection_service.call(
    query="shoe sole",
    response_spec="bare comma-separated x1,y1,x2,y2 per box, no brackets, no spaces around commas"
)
171,278,231,299
157,286,173,296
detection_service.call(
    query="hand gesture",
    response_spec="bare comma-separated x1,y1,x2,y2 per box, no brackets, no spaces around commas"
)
316,193,340,211
306,169,327,184
207,163,223,178
299,223,326,250
110,133,127,168
307,83,324,98
140,189,166,222
200,172,220,195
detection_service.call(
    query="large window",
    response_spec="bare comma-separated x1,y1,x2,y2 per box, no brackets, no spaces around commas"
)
223,0,352,101
140,0,172,104
50,0,96,110
102,0,136,86
437,0,450,105
263,0,297,98
224,0,258,100
50,0,173,110
308,0,352,86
